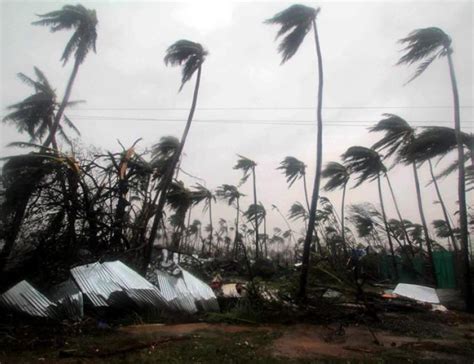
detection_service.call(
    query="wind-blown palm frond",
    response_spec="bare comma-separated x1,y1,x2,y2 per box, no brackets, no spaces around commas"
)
233,154,256,185
192,183,215,212
400,127,473,164
397,27,451,83
150,136,179,177
33,4,98,65
347,203,382,238
342,146,386,188
370,114,414,161
434,151,471,181
244,203,266,225
288,201,308,221
164,40,208,91
265,4,319,64
215,184,244,206
322,161,349,191
277,156,306,187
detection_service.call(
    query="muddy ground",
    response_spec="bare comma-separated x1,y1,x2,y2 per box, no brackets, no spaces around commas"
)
1,310,473,363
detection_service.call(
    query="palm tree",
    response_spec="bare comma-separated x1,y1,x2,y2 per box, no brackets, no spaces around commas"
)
397,27,472,311
342,146,398,279
369,114,434,276
193,183,216,255
322,161,350,255
143,40,208,273
244,203,267,259
33,4,97,148
399,126,473,252
216,184,245,257
234,155,260,258
266,4,324,298
278,156,310,210
3,67,81,149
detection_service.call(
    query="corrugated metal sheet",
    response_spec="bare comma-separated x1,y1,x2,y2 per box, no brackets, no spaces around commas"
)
0,281,57,318
181,269,219,311
70,262,122,307
155,270,197,314
71,261,169,311
48,279,84,321
1,260,218,319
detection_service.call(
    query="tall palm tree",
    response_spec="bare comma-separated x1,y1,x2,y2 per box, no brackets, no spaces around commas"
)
244,203,267,259
193,183,216,255
266,4,324,298
322,161,350,255
143,40,208,273
369,114,434,275
234,155,260,258
216,184,245,256
397,27,472,311
400,126,473,252
342,146,398,279
278,156,310,210
33,4,97,148
3,67,81,149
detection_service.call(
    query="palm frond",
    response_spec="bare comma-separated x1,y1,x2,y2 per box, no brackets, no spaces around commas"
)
265,4,319,64
369,114,414,161
288,201,308,221
233,154,256,185
277,156,306,187
397,27,451,82
164,40,208,91
341,146,385,188
321,161,349,191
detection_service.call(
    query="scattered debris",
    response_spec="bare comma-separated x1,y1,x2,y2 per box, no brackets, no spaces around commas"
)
393,283,440,304
1,260,218,320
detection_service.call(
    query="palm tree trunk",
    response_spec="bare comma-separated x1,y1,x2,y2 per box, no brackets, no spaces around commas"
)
378,173,399,281
44,59,80,148
298,19,324,299
142,66,202,274
341,182,348,255
208,197,213,255
428,159,458,251
233,198,240,258
252,167,259,260
384,172,415,256
447,51,473,312
412,162,437,285
303,173,311,212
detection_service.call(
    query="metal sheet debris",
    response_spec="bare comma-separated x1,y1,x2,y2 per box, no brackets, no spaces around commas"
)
0,280,56,318
1,259,218,320
48,279,84,321
393,283,440,304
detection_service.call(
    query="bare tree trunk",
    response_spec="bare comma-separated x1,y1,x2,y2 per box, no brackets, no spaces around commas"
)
208,197,213,256
428,159,458,251
384,172,414,256
233,198,240,258
142,66,202,274
412,162,437,285
44,60,80,148
341,182,348,255
378,173,399,281
252,167,259,260
298,19,324,299
447,51,472,312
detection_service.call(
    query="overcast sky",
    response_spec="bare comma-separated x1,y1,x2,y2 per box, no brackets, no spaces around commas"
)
1,0,472,239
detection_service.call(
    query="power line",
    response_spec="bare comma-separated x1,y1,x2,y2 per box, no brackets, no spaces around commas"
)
65,114,473,127
68,105,474,111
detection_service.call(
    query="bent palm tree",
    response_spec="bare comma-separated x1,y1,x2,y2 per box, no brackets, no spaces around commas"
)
398,27,472,311
322,161,350,254
342,146,398,280
369,114,435,280
266,4,324,299
33,4,97,148
234,155,260,258
143,40,208,273
193,184,216,255
216,184,245,257
278,156,310,209
3,67,81,148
